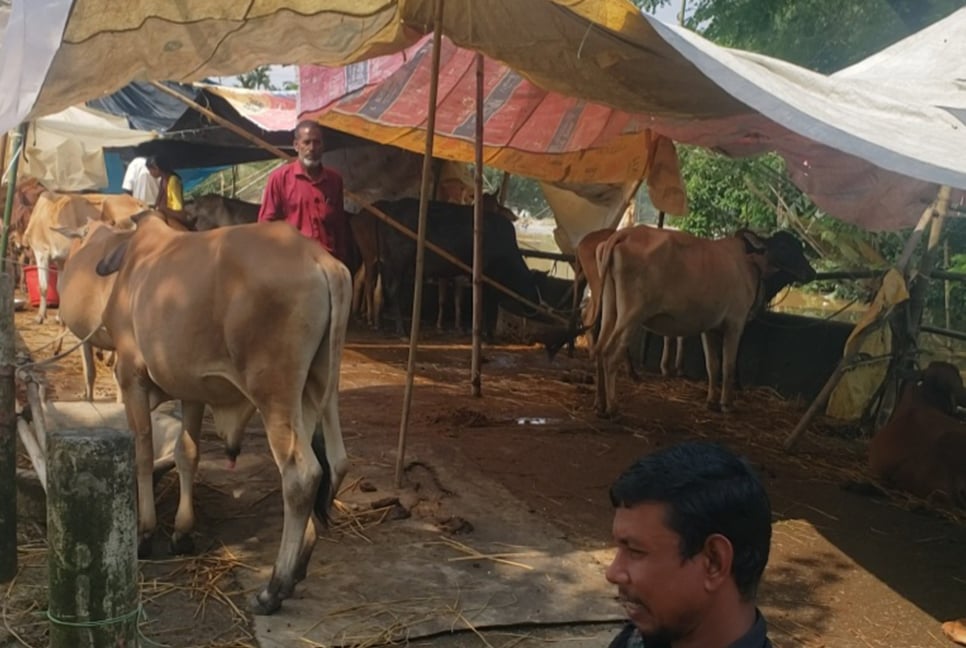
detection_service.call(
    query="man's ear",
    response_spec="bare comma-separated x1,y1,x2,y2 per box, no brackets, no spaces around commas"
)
701,534,735,592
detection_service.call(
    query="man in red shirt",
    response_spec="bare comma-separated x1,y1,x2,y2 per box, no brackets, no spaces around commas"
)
258,120,349,264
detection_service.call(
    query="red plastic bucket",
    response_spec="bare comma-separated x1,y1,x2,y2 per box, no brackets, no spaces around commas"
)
24,265,59,308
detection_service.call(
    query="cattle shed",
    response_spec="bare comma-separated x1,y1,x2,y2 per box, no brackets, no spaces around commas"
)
2,2,966,646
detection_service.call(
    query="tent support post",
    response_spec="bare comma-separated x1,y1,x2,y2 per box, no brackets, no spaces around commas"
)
471,53,485,398
784,188,947,451
0,124,25,582
395,0,444,488
872,184,951,429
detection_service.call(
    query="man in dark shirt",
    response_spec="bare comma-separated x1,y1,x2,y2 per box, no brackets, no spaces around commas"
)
606,442,774,648
258,120,349,264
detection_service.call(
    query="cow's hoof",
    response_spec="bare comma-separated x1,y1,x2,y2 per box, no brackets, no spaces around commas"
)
720,402,736,414
137,535,154,559
251,589,283,616
170,533,195,555
943,619,966,646
706,400,721,413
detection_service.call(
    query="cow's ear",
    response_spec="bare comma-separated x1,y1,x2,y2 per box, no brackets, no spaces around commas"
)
96,239,130,276
737,229,766,254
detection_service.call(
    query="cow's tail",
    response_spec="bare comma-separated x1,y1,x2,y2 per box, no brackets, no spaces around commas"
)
311,258,353,526
592,233,622,360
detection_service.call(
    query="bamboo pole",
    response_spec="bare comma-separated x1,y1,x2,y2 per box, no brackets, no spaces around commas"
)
785,188,947,451
874,185,952,428
471,53,485,398
395,0,444,488
0,125,25,582
148,81,294,161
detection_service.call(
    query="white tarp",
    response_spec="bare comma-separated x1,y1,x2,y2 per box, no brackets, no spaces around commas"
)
23,105,155,191
1,0,964,230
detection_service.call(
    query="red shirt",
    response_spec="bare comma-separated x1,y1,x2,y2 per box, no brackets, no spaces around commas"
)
258,161,348,263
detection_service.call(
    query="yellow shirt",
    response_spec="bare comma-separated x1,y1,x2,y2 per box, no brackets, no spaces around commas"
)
159,174,183,211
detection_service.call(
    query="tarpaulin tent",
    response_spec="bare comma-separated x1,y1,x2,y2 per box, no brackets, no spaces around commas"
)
21,104,155,191
1,1,965,231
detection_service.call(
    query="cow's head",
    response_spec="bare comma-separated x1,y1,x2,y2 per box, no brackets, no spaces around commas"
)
919,361,966,415
738,229,815,302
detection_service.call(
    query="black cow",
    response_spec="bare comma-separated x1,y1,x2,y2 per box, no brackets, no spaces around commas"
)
374,198,541,338
183,194,260,231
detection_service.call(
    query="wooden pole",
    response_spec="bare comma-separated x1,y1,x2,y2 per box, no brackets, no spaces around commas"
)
148,81,294,161
874,185,952,428
785,190,946,451
471,53,485,398
47,428,139,647
0,125,25,582
0,273,15,582
396,0,444,488
944,240,951,332
1,124,27,263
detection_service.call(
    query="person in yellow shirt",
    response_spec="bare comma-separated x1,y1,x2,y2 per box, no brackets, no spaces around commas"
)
146,154,188,229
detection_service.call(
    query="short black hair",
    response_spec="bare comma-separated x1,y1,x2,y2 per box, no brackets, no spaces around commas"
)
145,154,172,174
609,442,772,600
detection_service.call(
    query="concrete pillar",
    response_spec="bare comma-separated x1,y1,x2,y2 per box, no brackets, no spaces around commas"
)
47,428,139,647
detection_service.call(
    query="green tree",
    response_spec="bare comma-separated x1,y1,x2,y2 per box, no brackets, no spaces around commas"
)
632,0,964,73
236,65,276,90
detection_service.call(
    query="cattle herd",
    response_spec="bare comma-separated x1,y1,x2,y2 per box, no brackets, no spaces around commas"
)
5,176,966,615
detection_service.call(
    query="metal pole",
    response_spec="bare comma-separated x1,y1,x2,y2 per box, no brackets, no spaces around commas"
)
396,0,445,488
471,53,485,397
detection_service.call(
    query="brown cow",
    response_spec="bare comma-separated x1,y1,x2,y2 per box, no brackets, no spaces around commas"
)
944,619,966,645
593,226,814,417
56,220,133,400
183,193,260,231
95,213,352,614
869,361,966,507
22,191,104,323
575,228,683,384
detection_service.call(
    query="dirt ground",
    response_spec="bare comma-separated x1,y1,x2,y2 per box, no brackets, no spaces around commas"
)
3,301,965,648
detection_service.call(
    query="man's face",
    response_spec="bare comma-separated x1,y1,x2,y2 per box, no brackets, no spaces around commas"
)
294,125,324,169
605,502,710,643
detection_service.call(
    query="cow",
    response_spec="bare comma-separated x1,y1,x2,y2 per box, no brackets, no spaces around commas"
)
348,209,382,329
79,193,148,229
372,197,540,338
183,193,260,231
944,618,966,645
593,226,815,417
869,361,966,507
542,228,682,381
93,212,352,615
56,219,134,400
22,191,104,323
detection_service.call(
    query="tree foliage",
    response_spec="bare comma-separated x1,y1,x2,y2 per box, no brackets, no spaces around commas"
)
236,65,275,90
632,0,964,73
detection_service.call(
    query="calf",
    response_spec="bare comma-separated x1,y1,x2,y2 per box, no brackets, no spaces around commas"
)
374,198,542,338
869,361,966,507
593,226,814,417
95,213,352,614
348,209,382,329
183,193,260,231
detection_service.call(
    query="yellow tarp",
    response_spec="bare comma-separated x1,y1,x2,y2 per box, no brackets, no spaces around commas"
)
826,268,909,420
